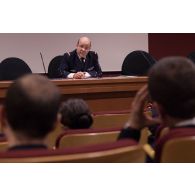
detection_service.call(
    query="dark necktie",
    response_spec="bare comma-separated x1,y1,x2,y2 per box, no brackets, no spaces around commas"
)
81,57,85,64
81,58,85,71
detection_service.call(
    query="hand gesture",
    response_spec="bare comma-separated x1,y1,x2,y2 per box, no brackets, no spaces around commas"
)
73,72,85,79
125,85,161,130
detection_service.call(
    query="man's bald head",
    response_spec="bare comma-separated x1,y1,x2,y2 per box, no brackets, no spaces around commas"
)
4,74,61,139
77,37,91,47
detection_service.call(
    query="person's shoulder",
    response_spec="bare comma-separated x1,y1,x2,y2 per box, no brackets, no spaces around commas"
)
89,51,97,55
63,52,70,57
89,51,98,57
69,50,77,56
64,50,75,57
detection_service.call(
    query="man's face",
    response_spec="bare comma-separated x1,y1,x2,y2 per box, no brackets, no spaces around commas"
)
76,38,91,58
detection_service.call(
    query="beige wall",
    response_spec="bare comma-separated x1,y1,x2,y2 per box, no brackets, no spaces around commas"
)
0,33,148,73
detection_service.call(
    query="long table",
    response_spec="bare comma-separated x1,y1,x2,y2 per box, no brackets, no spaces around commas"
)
0,76,148,112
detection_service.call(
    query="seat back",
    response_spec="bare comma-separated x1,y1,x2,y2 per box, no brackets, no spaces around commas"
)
48,55,63,78
155,127,195,162
121,50,156,76
92,113,129,129
92,111,150,145
161,136,195,163
0,140,145,163
55,128,120,149
0,57,32,80
45,122,64,149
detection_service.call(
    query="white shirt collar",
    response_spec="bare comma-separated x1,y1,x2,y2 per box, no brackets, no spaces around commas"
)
77,53,86,61
175,117,195,127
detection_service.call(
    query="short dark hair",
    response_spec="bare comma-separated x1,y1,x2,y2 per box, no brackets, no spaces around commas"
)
60,98,93,129
148,56,195,119
5,75,61,139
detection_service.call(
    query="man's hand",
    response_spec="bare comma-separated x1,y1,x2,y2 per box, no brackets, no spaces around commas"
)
125,85,161,130
73,72,85,79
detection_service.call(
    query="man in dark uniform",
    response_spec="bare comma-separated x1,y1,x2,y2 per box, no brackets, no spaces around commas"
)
59,36,102,79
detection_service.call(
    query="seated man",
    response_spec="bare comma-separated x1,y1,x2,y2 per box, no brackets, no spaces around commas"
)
118,57,195,159
59,36,102,79
0,74,61,151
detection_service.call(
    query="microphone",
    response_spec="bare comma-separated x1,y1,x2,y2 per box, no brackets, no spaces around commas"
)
40,52,47,74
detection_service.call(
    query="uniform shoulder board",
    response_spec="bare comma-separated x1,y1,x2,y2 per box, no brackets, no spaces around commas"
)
91,51,97,55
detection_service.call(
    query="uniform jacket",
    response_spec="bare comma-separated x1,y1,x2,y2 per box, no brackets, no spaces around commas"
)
59,50,102,78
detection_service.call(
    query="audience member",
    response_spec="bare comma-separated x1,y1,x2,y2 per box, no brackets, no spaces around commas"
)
118,56,195,152
0,74,61,151
60,98,93,129
59,36,102,79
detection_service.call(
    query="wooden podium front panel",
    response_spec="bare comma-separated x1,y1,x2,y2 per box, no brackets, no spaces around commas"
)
0,76,148,112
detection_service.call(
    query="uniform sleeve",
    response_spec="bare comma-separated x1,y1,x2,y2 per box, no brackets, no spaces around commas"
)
117,127,141,142
88,52,103,78
59,53,71,78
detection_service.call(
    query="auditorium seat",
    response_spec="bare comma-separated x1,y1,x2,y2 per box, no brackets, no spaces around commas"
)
92,110,151,145
48,55,63,78
155,128,195,162
160,136,195,163
121,50,156,76
92,112,129,129
45,122,64,148
0,140,145,163
0,57,32,81
55,128,121,149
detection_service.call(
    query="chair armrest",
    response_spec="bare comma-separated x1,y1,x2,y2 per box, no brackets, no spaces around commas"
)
143,144,155,159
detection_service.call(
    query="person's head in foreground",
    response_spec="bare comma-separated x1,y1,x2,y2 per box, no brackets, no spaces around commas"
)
126,56,195,130
0,74,61,149
148,56,195,126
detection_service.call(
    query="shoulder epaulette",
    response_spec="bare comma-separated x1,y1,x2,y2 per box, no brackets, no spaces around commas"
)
91,51,97,55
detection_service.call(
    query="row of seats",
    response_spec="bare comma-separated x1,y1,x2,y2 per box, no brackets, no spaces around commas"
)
0,111,134,150
0,139,145,163
0,92,194,162
1,125,195,162
0,111,150,163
